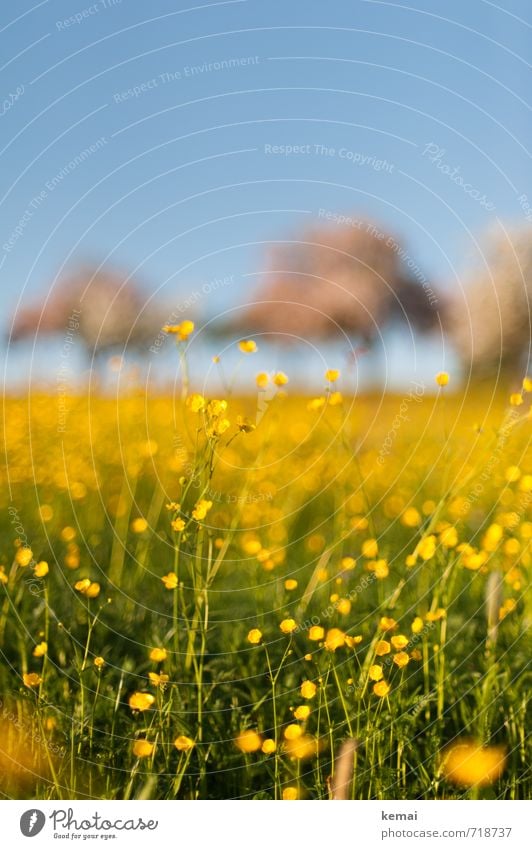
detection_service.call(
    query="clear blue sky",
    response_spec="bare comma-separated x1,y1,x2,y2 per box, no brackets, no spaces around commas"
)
1,0,530,388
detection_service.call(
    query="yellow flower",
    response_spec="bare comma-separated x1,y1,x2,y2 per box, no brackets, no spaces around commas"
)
148,672,169,687
401,507,421,527
133,739,154,758
361,538,378,558
212,354,220,363
307,396,326,411
174,735,195,752
442,740,506,787
85,582,100,598
325,368,340,382
308,625,324,641
284,579,298,591
129,692,155,712
341,556,356,570
186,393,206,412
369,664,383,681
94,656,105,669
435,371,449,386
439,526,458,548
393,651,410,668
284,733,317,760
192,499,213,521
294,705,311,721
15,547,33,567
261,738,276,754
247,628,263,645
23,672,42,688
171,517,185,532
522,376,532,392
238,339,257,353
373,680,390,697
33,641,47,658
284,724,303,740
336,598,351,615
415,535,437,561
256,372,269,388
425,608,446,622
375,640,391,656
235,729,262,753
74,579,100,598
324,628,346,651
279,618,297,634
0,567,8,585
369,559,389,579
131,517,148,533
273,371,289,386
163,320,195,340
149,647,167,662
161,572,178,590
282,786,299,800
300,680,317,699
379,616,397,631
509,393,523,406
345,634,363,648
34,561,49,578
328,390,342,406
390,634,409,650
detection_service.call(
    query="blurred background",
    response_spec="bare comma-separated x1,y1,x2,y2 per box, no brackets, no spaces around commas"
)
1,0,530,393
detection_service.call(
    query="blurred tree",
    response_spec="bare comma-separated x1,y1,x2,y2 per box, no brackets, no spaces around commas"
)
227,221,440,343
447,226,532,378
9,265,165,361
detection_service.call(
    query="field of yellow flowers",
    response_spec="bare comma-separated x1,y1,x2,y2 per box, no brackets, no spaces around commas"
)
1,337,530,800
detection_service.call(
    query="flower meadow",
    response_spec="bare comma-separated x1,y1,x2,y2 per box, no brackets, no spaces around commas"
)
1,331,530,800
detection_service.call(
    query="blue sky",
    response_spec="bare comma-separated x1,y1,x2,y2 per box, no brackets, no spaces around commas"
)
1,0,530,388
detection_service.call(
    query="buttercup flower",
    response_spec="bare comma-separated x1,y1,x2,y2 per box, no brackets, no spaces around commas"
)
238,339,257,353
174,735,195,752
163,320,194,340
33,641,47,658
247,628,263,645
279,618,297,634
390,635,409,650
325,369,340,382
129,692,155,712
373,680,391,697
148,672,169,687
369,664,383,681
23,672,42,688
300,680,317,699
393,651,410,668
34,561,49,577
294,705,311,721
442,740,506,787
308,625,324,641
149,647,167,662
282,787,298,800
435,371,449,386
192,499,213,521
133,739,154,758
261,738,276,754
273,371,289,386
161,572,178,590
375,640,391,656
235,729,262,753
324,628,346,651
